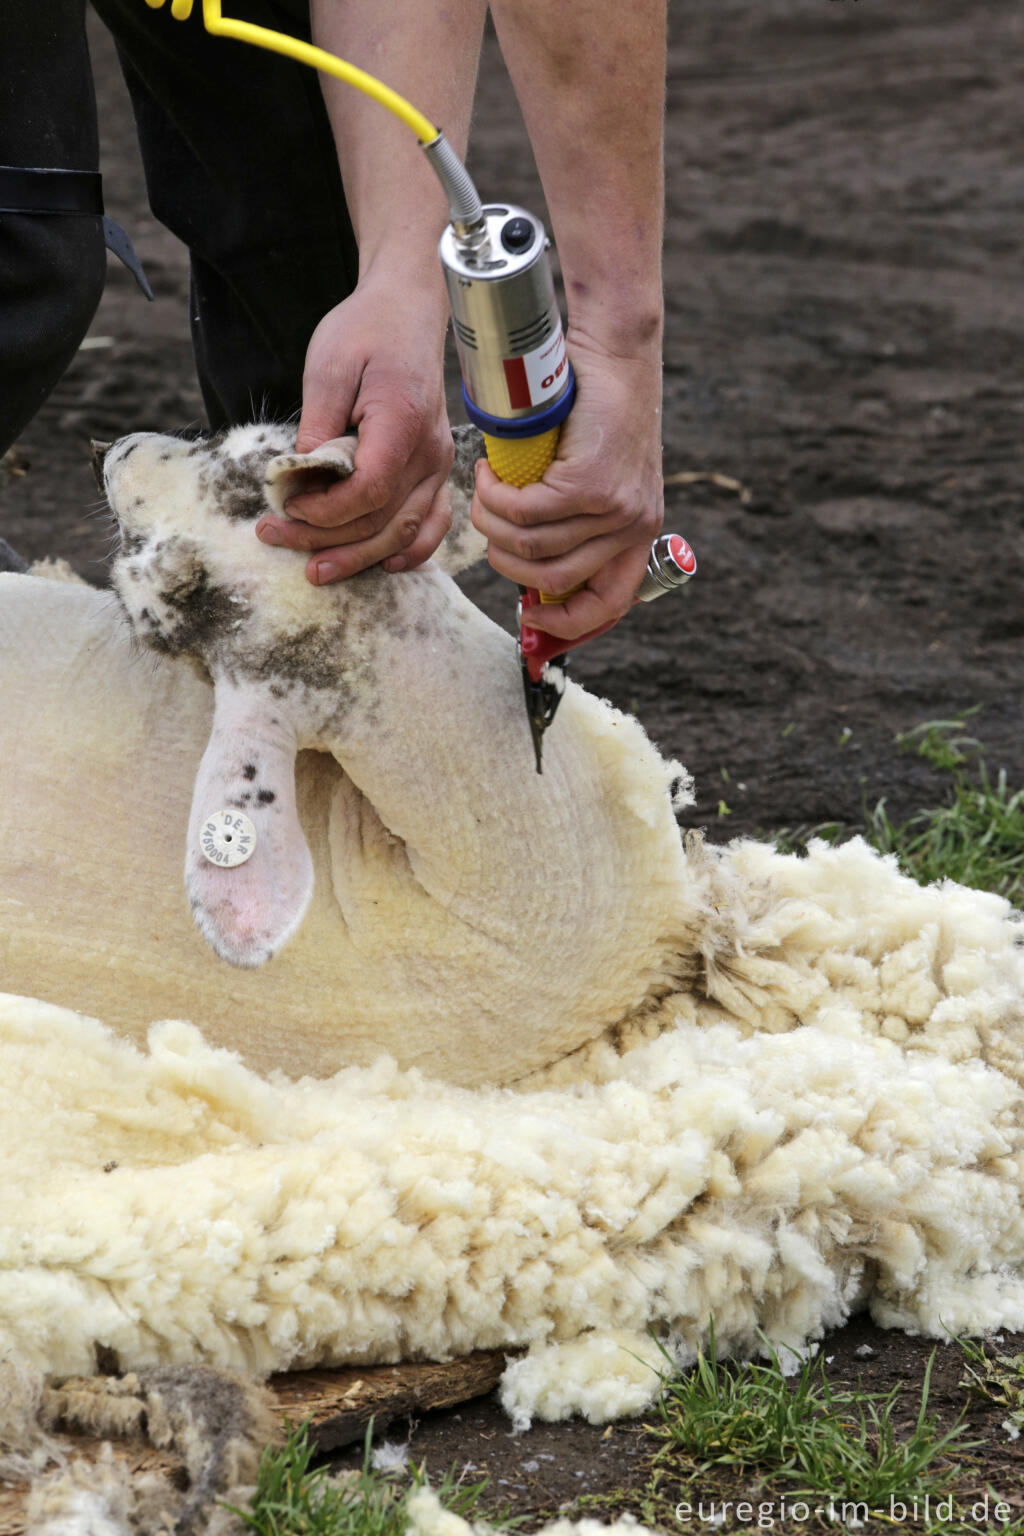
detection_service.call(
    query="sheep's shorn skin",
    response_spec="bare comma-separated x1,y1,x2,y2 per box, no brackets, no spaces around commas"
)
2,426,1024,1428
0,425,697,1088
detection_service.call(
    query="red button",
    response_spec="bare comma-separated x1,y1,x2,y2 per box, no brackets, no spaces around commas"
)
667,534,697,575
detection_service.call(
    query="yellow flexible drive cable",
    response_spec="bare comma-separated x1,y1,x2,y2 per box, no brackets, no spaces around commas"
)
145,0,438,144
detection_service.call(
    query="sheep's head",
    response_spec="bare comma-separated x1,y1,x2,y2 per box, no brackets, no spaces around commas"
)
99,424,381,970
103,424,361,677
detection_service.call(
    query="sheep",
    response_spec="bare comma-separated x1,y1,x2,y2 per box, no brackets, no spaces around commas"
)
3,422,1024,1434
0,422,699,1088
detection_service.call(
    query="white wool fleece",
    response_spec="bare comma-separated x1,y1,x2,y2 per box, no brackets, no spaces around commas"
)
3,825,1024,1428
406,1488,656,1536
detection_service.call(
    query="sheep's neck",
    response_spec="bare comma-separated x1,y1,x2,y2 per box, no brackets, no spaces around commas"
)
309,570,560,892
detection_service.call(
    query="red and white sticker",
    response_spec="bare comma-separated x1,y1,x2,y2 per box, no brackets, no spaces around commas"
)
502,325,569,411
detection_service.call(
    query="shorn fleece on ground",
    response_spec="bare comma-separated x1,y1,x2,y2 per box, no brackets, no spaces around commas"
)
3,833,1024,1426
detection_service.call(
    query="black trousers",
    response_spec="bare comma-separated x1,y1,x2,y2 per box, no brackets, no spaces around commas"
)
0,0,359,455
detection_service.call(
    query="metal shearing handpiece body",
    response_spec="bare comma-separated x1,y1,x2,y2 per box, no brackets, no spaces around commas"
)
437,204,575,489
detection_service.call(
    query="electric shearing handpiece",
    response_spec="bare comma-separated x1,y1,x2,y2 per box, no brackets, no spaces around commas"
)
144,0,697,772
437,208,700,770
436,199,576,773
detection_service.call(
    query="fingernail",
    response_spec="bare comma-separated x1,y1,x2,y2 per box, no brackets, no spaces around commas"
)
314,560,340,584
383,556,407,573
256,521,282,545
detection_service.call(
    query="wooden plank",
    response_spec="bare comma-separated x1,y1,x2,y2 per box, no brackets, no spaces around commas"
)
271,1350,508,1450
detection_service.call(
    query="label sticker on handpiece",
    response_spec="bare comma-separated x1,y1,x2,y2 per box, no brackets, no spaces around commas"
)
200,809,257,867
502,324,568,410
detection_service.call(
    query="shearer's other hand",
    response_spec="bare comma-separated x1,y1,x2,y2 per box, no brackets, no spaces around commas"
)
254,275,454,584
470,339,664,640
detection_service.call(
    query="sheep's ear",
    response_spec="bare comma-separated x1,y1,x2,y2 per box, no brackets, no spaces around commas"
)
263,436,358,516
185,680,314,968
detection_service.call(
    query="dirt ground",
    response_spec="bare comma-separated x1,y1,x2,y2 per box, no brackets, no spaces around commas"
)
3,0,1024,1524
337,1322,1024,1531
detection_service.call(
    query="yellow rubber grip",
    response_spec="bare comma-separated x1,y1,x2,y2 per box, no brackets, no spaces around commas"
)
483,427,581,604
482,427,560,489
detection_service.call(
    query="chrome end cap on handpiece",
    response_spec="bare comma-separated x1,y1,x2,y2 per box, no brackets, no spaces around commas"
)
634,534,698,602
438,203,546,280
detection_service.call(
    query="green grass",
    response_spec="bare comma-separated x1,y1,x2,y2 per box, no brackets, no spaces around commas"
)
557,1332,1024,1536
226,1420,502,1536
775,711,1024,906
960,1339,1024,1439
651,1325,845,1473
867,714,1024,904
649,1327,971,1507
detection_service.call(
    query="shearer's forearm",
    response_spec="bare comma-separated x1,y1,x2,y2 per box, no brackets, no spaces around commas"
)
488,0,666,359
310,0,487,300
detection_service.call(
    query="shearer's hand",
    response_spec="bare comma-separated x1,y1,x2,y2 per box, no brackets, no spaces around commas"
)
470,335,665,640
254,269,454,584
